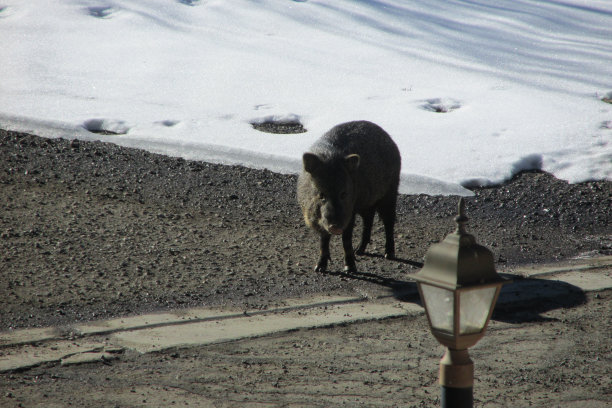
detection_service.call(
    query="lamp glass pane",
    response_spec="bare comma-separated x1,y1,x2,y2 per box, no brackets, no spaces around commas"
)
420,284,454,332
459,286,497,334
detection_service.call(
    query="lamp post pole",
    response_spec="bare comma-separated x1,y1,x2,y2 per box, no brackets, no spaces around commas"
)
412,198,510,408
440,348,473,408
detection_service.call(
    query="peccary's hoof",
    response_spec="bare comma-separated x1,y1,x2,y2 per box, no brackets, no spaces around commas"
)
384,251,396,260
343,264,357,273
355,248,366,256
314,264,327,273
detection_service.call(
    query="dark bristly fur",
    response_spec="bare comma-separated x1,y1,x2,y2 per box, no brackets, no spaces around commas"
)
297,121,401,272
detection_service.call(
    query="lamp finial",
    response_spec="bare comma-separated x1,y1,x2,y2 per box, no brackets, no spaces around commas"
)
455,197,468,234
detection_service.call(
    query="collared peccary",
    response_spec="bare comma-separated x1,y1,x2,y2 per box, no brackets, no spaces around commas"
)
297,120,401,272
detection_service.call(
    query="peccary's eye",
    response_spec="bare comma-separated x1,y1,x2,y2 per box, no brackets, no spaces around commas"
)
319,192,327,201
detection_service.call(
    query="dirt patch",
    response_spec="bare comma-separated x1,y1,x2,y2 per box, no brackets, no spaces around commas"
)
251,120,307,134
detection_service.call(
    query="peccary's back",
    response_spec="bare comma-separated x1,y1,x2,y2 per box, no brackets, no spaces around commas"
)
309,121,401,209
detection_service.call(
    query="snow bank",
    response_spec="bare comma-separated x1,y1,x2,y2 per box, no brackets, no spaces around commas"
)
1,0,610,195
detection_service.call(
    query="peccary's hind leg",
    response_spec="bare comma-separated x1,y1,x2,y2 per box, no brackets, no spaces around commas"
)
355,208,375,255
377,191,397,260
342,216,357,273
315,232,331,272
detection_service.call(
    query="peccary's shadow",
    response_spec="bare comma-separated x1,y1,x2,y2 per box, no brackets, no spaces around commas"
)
321,255,423,302
324,270,416,296
360,252,424,269
325,265,587,324
492,275,587,323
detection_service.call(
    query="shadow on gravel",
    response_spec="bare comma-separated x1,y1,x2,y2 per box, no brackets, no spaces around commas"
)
326,265,587,325
324,269,418,299
322,255,424,303
493,276,587,323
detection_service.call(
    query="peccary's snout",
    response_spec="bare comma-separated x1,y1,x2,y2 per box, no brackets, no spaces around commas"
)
300,152,357,237
320,198,350,235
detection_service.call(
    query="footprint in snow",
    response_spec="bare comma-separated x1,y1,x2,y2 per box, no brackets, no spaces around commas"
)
87,5,116,19
0,5,16,18
83,119,130,135
156,120,180,127
421,98,461,113
178,0,203,6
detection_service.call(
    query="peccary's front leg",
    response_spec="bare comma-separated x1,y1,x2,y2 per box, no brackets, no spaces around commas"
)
315,232,331,272
355,208,375,255
342,216,357,273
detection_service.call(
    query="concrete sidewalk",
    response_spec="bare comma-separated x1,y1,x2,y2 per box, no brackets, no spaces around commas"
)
1,256,610,374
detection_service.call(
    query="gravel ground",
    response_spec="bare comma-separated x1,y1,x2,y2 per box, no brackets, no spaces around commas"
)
1,291,610,407
1,129,610,330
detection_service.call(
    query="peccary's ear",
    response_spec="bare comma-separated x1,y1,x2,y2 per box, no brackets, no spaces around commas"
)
303,153,323,174
344,154,360,172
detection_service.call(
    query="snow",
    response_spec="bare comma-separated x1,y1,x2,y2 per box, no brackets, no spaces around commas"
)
1,0,611,195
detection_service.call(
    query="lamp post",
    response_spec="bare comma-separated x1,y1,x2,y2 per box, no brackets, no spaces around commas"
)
413,198,510,408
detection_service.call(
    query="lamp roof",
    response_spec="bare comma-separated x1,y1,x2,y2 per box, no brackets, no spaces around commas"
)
414,198,506,290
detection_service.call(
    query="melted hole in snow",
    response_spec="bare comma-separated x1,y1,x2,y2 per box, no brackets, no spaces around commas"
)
251,120,307,134
421,98,461,113
87,6,116,19
83,119,130,135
